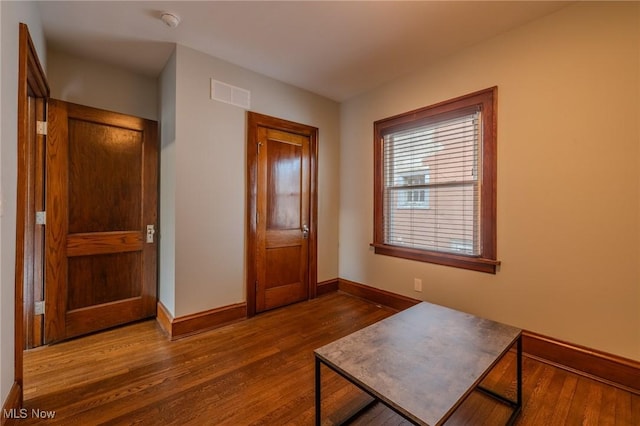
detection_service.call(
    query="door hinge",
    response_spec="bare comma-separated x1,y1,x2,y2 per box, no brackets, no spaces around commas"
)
35,211,46,225
36,121,47,136
257,141,263,153
34,300,45,315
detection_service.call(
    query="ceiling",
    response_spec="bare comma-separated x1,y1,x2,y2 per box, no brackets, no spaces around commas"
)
37,1,570,102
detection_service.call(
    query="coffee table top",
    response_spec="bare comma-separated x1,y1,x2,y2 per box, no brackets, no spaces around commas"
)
314,301,521,426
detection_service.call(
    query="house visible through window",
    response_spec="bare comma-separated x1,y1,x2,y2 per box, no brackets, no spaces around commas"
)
397,172,430,209
373,87,500,273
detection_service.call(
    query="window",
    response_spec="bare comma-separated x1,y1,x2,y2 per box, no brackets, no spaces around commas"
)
373,88,500,273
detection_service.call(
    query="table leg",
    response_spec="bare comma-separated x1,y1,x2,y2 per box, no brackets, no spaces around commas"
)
477,336,523,426
506,335,523,426
516,335,523,404
315,356,321,426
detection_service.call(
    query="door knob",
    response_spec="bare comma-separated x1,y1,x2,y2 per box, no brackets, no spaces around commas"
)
302,224,309,239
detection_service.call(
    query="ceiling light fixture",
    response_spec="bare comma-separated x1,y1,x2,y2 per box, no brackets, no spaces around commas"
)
160,12,180,28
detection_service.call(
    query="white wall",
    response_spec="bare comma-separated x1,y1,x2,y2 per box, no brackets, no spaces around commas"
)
339,2,640,361
166,45,340,318
47,49,158,120
0,0,46,405
159,49,177,315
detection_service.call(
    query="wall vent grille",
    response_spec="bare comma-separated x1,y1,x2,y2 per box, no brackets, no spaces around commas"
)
210,79,251,109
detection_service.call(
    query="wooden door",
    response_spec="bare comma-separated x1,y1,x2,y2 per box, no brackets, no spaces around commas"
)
45,100,158,343
247,113,318,315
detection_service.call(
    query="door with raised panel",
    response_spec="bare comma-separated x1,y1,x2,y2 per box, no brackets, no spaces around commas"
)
257,127,310,312
247,112,318,315
45,99,158,343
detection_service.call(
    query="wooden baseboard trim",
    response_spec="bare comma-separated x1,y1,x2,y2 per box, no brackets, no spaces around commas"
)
154,281,639,393
1,382,22,425
335,279,639,394
317,278,339,296
155,301,173,337
338,278,420,312
156,301,247,340
522,331,640,395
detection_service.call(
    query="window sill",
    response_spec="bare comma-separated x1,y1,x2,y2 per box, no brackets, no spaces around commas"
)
370,243,500,274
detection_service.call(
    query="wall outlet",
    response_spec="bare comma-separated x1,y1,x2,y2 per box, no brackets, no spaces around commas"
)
414,278,422,292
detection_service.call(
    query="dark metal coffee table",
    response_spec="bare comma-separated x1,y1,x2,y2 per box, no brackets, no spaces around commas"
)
314,301,522,425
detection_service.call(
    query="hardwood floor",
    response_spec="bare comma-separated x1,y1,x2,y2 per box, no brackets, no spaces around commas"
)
22,293,639,425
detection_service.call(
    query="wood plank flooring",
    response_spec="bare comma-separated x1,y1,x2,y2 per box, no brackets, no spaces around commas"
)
22,292,639,425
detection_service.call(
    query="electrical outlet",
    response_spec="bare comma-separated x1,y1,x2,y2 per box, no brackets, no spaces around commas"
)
414,278,422,292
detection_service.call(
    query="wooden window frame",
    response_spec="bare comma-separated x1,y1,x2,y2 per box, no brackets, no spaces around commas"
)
372,87,500,274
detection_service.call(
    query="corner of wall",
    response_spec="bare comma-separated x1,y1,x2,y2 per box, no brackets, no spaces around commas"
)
158,45,177,317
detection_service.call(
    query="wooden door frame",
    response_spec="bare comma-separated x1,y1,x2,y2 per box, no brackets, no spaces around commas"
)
13,22,50,409
246,112,318,317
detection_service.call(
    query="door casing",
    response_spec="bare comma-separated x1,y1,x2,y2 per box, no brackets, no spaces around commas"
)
246,112,318,317
15,22,50,408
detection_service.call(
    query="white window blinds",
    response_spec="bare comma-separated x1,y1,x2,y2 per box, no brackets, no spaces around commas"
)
383,110,481,255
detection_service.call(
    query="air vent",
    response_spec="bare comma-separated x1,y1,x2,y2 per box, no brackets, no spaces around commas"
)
210,79,251,109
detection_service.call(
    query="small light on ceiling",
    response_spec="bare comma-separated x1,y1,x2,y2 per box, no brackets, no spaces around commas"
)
160,12,180,28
